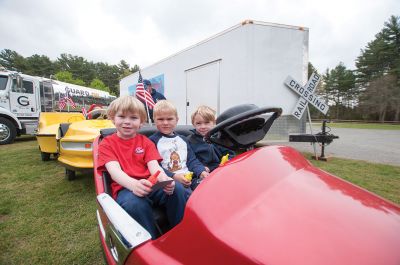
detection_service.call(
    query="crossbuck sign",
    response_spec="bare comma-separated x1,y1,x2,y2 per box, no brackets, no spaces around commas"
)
284,72,329,119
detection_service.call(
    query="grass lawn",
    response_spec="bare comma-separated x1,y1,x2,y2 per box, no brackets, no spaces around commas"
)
307,154,400,205
0,138,399,264
0,138,104,265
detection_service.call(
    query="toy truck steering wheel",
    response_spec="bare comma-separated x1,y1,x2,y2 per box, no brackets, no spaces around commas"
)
205,105,282,150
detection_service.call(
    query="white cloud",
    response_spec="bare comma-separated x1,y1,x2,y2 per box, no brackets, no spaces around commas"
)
0,0,398,72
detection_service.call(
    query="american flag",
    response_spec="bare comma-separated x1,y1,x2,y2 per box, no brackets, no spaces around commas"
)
135,72,155,109
66,96,76,108
58,89,76,110
82,106,88,117
59,98,66,110
63,87,76,108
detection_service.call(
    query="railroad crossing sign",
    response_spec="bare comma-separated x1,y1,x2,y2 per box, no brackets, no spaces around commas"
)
284,72,329,119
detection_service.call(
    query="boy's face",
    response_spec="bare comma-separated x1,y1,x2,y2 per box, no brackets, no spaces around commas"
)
112,110,142,139
154,111,178,135
193,114,215,136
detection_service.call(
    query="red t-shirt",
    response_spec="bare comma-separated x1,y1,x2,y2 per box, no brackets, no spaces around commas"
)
98,133,162,199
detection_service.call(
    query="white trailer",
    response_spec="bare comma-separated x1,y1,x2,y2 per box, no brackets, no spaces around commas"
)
0,69,115,144
120,20,309,138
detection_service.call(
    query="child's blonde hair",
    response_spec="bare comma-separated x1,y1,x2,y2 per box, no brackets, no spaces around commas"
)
153,100,178,118
191,105,216,125
107,95,147,122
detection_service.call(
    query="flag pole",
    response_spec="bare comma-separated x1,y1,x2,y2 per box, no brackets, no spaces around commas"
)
66,88,70,112
137,70,152,126
144,92,152,126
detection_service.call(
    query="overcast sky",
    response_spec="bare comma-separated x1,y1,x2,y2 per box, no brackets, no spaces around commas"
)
0,0,398,73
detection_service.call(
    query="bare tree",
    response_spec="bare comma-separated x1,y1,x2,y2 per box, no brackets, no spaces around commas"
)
361,74,397,122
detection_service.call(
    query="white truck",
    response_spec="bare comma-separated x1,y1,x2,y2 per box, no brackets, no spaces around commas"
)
120,20,309,139
0,68,115,144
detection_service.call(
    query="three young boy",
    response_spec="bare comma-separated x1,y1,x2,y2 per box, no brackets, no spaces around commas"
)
97,96,233,239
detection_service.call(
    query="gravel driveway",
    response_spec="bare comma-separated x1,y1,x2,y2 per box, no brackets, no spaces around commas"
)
272,126,400,166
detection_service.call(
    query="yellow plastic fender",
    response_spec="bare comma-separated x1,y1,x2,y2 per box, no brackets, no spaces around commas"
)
36,112,85,154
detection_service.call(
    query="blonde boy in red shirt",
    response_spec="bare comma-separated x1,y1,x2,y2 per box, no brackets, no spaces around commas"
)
97,96,187,239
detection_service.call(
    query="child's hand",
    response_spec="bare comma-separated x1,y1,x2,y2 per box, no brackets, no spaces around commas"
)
173,173,192,188
132,179,152,197
163,179,175,195
158,172,175,195
200,171,209,179
205,167,210,173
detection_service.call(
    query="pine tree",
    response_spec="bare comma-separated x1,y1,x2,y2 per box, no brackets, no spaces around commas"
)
355,15,400,121
323,63,356,119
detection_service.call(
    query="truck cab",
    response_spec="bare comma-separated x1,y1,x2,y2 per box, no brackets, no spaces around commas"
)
0,69,54,144
1,68,115,145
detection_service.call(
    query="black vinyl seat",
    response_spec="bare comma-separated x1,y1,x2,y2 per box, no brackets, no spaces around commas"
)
99,125,194,139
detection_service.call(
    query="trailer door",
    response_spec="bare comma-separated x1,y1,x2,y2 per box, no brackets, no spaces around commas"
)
185,60,220,124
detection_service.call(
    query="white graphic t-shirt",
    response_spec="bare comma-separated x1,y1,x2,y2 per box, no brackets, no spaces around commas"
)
157,135,189,174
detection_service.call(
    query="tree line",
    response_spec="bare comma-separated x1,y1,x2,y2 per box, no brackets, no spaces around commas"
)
1,15,399,121
310,15,400,122
0,51,139,96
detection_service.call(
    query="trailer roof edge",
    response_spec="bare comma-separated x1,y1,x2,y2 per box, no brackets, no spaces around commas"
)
120,20,308,82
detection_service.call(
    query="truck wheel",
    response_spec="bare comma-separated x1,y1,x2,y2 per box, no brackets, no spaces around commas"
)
41,152,51,161
65,169,76,181
0,117,17,145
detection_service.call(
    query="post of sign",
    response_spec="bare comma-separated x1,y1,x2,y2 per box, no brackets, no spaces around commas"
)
284,72,330,160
